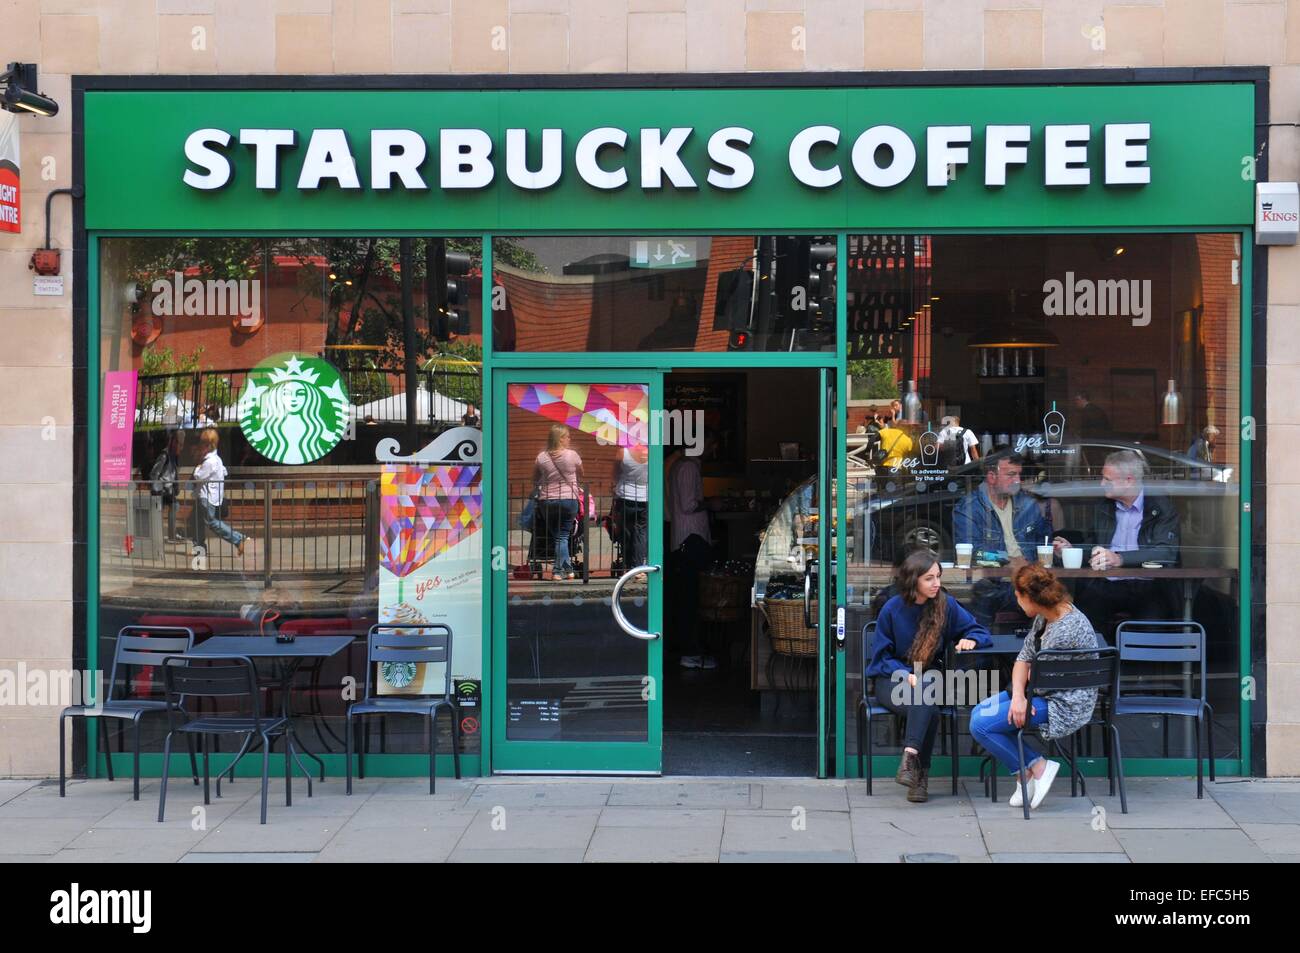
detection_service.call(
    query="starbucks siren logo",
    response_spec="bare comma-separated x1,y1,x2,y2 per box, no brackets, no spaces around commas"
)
239,354,349,464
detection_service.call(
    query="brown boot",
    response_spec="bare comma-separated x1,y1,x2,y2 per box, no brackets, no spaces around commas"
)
895,750,920,788
907,769,930,803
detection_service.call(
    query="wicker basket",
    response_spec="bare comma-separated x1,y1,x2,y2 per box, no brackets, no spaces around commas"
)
698,572,749,622
761,597,819,657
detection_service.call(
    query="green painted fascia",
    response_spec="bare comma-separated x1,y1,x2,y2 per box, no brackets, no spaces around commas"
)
84,85,1255,232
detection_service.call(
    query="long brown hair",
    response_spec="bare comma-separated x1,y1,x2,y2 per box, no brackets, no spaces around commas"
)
896,549,946,666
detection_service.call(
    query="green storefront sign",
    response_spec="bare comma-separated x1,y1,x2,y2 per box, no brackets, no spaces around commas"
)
84,84,1255,232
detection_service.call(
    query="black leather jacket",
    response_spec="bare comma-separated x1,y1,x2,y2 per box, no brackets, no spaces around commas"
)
1078,492,1180,566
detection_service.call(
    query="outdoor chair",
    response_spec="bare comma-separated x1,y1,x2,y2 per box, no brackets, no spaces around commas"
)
1114,620,1215,798
1014,646,1126,820
157,654,292,825
59,626,198,800
347,623,461,795
856,623,959,796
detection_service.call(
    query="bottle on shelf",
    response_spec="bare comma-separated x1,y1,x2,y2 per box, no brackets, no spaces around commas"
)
902,380,923,424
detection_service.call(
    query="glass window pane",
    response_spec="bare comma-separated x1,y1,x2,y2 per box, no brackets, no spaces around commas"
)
844,232,1242,767
504,382,651,742
97,236,484,760
492,235,836,352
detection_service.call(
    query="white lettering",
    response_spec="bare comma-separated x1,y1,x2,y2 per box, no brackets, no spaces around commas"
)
297,129,361,190
705,127,754,189
182,128,232,190
1044,124,1090,187
370,129,428,191
505,128,562,190
238,128,296,190
850,125,916,188
575,127,628,190
984,124,1031,187
1104,122,1151,185
640,127,696,189
788,125,841,188
926,126,971,187
439,128,494,189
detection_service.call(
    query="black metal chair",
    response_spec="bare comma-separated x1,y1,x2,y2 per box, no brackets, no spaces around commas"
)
856,622,959,796
1014,646,1126,820
157,654,291,825
59,626,199,800
1114,620,1215,798
347,623,461,795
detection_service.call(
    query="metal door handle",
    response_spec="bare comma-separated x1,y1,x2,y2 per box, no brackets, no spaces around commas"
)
804,563,816,629
612,564,660,641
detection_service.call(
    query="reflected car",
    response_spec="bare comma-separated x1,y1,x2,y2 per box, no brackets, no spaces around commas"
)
859,441,1235,564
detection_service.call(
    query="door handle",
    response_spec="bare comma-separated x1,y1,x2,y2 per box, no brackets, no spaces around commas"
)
803,562,817,629
612,564,660,641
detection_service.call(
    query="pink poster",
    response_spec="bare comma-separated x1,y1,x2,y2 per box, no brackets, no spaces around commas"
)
100,371,138,484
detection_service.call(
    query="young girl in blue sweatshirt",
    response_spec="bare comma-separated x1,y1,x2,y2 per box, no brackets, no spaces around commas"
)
868,550,991,801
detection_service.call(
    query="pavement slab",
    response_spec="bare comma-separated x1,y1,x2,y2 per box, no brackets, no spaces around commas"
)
2,776,1298,862
1114,828,1272,863
586,826,722,862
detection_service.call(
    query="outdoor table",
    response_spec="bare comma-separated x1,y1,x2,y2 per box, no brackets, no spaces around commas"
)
946,634,1053,802
188,635,354,792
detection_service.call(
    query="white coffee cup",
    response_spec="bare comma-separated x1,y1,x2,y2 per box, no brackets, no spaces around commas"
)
1061,547,1083,569
1037,544,1054,567
955,543,973,568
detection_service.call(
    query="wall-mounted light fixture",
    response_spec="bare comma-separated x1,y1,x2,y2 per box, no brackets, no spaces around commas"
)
1,63,58,117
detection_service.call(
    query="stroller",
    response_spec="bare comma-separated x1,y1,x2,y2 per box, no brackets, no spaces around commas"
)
521,491,591,579
600,502,626,578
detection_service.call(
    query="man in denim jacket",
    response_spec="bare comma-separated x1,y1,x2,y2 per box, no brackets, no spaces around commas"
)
951,450,1052,625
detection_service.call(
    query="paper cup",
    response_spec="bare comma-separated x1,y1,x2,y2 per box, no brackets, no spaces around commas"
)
955,544,973,568
1061,547,1083,569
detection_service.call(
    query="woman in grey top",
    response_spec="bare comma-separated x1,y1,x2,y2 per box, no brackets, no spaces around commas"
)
969,563,1100,810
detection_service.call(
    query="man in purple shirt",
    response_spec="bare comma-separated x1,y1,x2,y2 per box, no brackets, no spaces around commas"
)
1053,450,1181,642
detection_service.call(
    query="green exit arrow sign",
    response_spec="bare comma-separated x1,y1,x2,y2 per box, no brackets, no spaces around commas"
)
630,238,698,269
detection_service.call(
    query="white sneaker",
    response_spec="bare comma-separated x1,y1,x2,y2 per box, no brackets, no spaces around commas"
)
679,655,702,669
1029,760,1060,809
1009,777,1034,808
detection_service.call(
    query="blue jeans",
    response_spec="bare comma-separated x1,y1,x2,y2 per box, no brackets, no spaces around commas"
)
969,691,1050,775
544,499,579,572
200,499,245,548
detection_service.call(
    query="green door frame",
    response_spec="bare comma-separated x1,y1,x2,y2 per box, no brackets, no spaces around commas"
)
489,367,666,773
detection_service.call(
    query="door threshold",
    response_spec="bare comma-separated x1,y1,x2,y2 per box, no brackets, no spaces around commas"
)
493,769,662,777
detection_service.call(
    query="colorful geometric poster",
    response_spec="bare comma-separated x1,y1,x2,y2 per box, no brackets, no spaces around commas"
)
377,462,483,695
99,371,138,483
507,382,649,448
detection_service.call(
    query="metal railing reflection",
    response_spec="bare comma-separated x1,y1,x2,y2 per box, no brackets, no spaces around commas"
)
99,478,378,588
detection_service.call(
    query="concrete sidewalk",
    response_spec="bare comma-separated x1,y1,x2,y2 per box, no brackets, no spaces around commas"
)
2,775,1298,863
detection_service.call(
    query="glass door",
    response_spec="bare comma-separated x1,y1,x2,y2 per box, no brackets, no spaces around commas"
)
491,370,663,773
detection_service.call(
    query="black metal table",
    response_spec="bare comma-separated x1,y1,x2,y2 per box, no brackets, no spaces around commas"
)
947,635,1033,802
189,635,354,793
